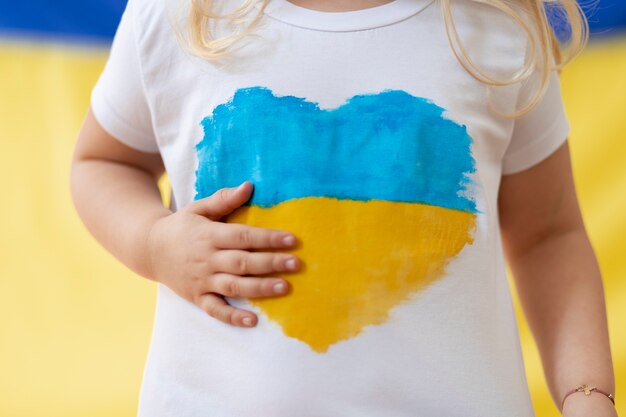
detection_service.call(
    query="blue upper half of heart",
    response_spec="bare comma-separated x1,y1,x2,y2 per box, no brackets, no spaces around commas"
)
194,86,478,214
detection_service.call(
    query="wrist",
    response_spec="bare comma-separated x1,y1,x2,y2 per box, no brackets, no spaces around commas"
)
561,388,618,417
561,384,615,411
135,208,173,281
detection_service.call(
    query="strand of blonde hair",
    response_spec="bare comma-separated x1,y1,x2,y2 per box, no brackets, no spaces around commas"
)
179,0,589,118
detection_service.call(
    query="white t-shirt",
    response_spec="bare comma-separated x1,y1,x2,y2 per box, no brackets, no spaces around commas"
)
91,0,570,416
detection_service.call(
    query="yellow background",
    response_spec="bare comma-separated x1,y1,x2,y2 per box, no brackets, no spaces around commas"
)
0,37,624,416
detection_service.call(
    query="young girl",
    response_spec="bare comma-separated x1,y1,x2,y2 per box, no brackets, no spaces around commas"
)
70,0,618,416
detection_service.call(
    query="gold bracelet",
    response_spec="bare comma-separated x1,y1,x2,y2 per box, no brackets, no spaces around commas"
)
561,384,616,410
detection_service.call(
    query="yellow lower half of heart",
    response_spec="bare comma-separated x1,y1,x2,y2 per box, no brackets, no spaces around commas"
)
226,197,476,353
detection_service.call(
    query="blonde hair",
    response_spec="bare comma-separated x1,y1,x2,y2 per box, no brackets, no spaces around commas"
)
180,0,589,118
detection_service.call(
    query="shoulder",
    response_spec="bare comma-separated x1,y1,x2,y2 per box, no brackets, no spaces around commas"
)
126,0,172,45
449,0,532,39
129,0,243,58
125,0,195,81
445,0,532,81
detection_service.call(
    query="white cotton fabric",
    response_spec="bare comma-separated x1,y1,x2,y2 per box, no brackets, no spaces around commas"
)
91,0,570,416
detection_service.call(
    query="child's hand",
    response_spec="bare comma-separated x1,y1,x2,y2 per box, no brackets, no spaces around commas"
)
145,181,300,327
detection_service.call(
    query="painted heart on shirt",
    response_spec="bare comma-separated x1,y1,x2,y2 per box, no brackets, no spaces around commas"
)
194,86,479,353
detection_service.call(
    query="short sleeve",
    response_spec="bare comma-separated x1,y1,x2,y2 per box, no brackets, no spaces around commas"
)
501,69,570,175
90,0,159,154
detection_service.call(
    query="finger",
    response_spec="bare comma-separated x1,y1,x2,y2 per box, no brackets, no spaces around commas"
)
204,272,290,299
197,292,258,327
208,222,297,250
185,181,253,221
211,250,300,275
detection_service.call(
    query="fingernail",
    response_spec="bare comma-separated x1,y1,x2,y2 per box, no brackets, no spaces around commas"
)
273,282,286,293
242,317,253,326
282,235,295,246
285,258,297,271
236,181,247,191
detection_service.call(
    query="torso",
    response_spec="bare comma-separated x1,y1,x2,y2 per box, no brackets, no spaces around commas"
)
132,0,537,415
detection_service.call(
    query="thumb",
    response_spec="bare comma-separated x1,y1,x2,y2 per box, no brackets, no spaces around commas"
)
187,181,253,220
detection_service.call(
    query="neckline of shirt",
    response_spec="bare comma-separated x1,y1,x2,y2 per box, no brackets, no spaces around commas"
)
255,0,437,32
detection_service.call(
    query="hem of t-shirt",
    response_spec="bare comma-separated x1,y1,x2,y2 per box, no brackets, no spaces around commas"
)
91,85,161,154
501,115,570,176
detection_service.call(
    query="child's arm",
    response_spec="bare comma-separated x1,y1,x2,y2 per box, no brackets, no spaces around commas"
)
498,140,617,416
70,108,301,327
